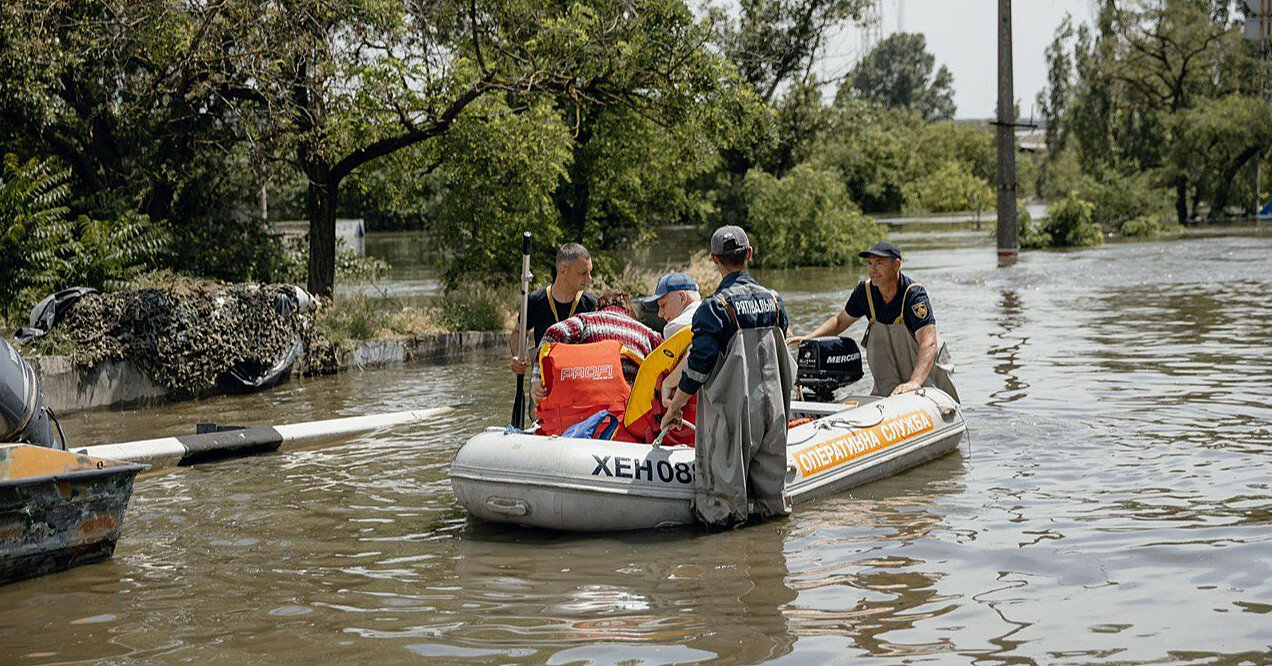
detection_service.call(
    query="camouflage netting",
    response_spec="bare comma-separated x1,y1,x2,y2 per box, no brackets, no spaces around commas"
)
53,284,341,395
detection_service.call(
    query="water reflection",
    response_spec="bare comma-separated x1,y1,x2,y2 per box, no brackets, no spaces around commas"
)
986,289,1028,407
429,525,797,665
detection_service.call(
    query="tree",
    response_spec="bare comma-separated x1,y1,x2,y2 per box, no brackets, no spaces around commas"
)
843,32,955,121
1039,0,1261,222
708,0,871,222
0,0,273,280
743,164,882,268
224,0,731,297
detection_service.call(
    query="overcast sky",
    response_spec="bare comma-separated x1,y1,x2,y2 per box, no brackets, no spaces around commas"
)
821,0,1096,119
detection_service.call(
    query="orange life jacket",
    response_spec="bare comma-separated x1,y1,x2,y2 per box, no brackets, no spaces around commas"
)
536,340,636,437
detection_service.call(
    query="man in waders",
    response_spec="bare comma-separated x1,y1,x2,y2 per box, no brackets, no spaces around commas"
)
660,226,795,529
789,240,959,402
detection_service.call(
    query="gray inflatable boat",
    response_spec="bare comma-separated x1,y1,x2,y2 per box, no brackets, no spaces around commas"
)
450,389,965,531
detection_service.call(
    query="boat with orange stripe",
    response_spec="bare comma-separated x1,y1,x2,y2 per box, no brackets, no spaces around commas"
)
449,388,965,531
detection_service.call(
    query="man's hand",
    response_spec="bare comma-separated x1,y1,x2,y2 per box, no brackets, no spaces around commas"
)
532,382,546,402
786,334,807,347
510,356,528,375
660,389,691,431
891,381,920,396
659,404,684,431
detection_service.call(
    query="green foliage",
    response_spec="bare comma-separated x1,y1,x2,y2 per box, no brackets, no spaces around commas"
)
0,154,164,323
1163,95,1272,218
902,162,993,215
436,287,510,332
743,164,883,268
1043,195,1103,248
1119,214,1174,238
430,98,572,287
0,155,74,321
844,33,956,120
1046,147,1172,232
1037,0,1267,221
812,103,995,214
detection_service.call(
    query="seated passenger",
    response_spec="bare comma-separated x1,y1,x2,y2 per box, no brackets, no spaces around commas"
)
640,272,701,410
624,327,697,446
534,290,663,393
535,340,639,437
532,291,663,437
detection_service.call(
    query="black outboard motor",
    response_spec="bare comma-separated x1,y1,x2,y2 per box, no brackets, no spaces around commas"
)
796,336,864,402
0,336,59,449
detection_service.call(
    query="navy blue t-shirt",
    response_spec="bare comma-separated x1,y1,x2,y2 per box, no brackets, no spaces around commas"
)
844,274,935,336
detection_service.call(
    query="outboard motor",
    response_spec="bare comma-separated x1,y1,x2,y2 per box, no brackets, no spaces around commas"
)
0,336,59,449
796,336,864,402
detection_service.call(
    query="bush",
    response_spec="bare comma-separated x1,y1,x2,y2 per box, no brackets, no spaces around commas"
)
1118,214,1175,238
0,154,165,324
743,165,884,268
901,161,993,214
1044,195,1103,247
436,286,511,332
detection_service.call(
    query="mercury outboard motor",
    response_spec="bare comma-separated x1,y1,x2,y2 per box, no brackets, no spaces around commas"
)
796,336,864,402
0,336,59,449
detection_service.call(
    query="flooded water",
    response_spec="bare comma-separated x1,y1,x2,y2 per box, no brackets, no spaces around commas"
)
4,225,1272,664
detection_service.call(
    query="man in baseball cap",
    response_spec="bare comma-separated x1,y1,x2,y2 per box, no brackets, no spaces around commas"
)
661,225,794,529
644,272,701,338
789,239,959,402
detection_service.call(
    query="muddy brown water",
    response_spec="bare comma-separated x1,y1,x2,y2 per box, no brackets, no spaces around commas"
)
3,226,1271,664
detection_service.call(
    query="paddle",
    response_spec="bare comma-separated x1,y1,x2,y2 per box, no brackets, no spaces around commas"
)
511,232,533,429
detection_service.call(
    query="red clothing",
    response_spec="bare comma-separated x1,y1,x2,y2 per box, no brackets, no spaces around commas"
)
540,306,664,383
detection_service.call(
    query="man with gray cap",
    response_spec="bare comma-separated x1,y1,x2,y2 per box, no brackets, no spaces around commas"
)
661,225,794,529
789,240,958,401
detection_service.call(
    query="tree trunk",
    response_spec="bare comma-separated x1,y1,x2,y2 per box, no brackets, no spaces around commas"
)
1211,146,1262,219
1175,178,1189,224
307,171,338,298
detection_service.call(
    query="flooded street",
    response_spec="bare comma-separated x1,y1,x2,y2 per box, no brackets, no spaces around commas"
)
3,227,1272,664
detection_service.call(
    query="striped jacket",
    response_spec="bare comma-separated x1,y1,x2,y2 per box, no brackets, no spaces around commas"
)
541,306,664,383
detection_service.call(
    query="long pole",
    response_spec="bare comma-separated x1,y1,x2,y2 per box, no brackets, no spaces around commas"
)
996,0,1019,264
511,232,533,429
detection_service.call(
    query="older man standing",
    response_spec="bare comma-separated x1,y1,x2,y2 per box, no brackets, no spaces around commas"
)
789,240,958,402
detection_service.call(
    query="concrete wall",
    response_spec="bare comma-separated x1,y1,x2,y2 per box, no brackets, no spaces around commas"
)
33,331,509,414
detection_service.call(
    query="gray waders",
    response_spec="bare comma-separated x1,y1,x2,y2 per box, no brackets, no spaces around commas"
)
694,299,795,528
863,281,960,403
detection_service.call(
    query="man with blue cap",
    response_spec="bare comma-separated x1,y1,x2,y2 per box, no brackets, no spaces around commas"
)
645,272,701,338
660,225,794,529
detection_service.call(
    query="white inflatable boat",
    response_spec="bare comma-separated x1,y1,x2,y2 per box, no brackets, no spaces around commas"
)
449,388,965,531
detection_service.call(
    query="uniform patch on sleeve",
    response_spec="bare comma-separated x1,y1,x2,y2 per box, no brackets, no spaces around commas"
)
911,301,929,320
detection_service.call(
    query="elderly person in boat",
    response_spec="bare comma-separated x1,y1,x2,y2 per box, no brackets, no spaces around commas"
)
530,291,663,437
787,240,959,402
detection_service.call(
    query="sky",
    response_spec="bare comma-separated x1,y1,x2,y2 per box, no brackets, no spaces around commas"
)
820,0,1097,119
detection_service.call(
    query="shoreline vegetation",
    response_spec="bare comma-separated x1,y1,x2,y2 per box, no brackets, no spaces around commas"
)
2,1,1269,400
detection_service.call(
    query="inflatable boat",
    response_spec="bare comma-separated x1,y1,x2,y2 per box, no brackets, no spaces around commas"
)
449,388,964,531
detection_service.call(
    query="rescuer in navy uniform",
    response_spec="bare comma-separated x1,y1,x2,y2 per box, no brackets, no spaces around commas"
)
660,226,794,529
789,240,958,402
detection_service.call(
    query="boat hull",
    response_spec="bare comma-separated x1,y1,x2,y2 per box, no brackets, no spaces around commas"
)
450,389,964,531
0,445,145,584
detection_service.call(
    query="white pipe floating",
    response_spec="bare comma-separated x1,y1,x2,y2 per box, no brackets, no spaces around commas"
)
73,407,454,469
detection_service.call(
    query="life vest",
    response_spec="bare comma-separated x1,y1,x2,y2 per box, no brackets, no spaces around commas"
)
536,340,641,437
623,327,697,446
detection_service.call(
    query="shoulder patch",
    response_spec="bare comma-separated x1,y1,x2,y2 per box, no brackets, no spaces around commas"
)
911,300,929,320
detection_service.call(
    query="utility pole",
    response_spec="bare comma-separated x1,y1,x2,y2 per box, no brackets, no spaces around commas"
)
1244,0,1270,222
996,0,1018,264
